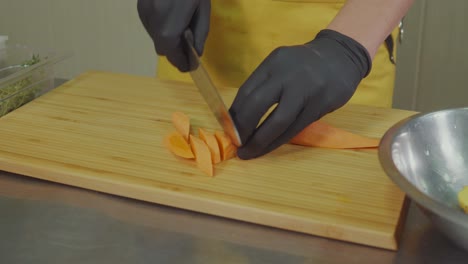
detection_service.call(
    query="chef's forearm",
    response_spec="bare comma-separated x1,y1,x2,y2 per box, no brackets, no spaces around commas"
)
326,0,414,59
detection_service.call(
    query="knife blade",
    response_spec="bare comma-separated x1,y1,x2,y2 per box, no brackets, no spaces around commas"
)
183,30,242,147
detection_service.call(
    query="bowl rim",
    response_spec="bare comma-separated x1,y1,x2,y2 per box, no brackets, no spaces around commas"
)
379,107,468,227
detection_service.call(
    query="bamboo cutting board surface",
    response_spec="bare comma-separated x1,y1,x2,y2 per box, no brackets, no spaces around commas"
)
0,71,416,250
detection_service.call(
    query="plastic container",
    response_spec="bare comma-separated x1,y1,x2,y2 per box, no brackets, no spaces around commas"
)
0,35,7,49
0,36,8,69
0,42,71,117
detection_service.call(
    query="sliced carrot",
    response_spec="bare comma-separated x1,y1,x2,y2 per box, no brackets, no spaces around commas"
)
289,120,380,149
199,128,221,164
164,131,195,159
165,111,379,178
214,131,237,161
189,135,214,176
172,111,190,141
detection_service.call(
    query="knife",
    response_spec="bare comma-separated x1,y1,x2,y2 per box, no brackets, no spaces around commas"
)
183,30,242,147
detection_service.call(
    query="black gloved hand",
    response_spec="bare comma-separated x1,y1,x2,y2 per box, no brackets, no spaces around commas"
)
229,29,372,160
137,0,211,72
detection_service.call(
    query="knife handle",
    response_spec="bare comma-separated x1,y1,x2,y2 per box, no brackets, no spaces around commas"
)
183,29,200,71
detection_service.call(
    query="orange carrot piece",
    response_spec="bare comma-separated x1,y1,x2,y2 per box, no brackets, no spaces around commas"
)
214,131,237,161
289,120,380,149
199,128,221,164
164,131,195,159
189,135,214,176
172,112,190,141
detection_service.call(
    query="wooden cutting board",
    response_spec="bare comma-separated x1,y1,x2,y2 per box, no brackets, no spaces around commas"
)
0,71,416,250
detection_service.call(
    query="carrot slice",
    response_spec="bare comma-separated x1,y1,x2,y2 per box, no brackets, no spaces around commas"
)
164,131,195,158
172,111,190,141
189,135,214,176
289,120,380,149
214,131,237,161
199,128,221,164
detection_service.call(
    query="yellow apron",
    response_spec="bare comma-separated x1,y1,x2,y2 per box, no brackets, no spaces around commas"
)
156,0,399,108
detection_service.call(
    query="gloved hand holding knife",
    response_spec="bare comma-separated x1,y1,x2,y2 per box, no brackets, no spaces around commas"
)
137,0,210,72
137,0,413,160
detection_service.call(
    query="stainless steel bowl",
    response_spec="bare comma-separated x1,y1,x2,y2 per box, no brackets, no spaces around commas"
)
379,107,468,251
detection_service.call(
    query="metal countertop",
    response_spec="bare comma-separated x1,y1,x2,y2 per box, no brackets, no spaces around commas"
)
1,170,467,264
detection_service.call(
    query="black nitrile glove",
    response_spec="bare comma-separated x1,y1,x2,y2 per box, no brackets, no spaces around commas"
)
137,0,210,72
229,29,372,160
